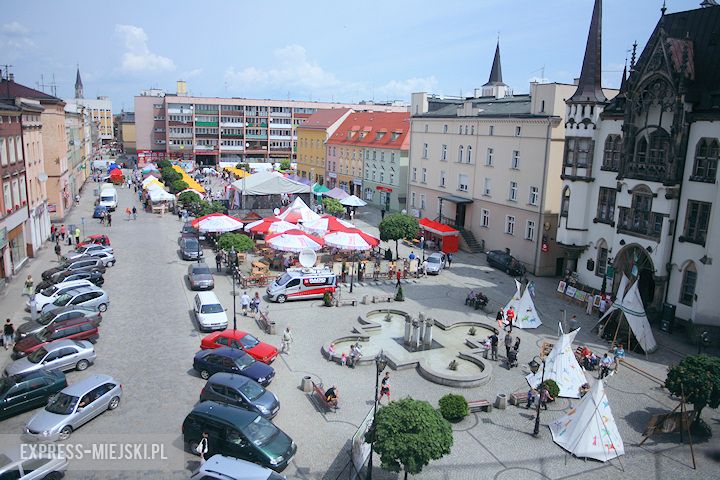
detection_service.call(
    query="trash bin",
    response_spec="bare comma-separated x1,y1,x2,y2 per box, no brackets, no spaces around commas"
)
660,303,676,333
301,376,313,393
495,393,507,410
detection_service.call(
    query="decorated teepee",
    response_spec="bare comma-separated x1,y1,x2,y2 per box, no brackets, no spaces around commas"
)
503,279,523,312
549,380,625,462
527,325,586,397
512,287,542,329
596,277,657,353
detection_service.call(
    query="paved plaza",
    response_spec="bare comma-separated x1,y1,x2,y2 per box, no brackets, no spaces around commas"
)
0,176,717,480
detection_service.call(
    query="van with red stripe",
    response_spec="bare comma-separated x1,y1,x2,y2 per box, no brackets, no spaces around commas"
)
266,268,336,303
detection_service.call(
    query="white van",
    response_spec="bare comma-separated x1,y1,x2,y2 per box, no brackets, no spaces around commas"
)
98,186,118,211
266,268,336,303
194,291,228,331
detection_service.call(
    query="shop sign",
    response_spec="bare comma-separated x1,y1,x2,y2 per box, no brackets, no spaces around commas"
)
376,186,393,193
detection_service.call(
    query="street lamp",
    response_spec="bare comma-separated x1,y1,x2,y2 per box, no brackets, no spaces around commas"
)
230,246,238,332
349,252,357,293
366,351,388,480
529,356,546,436
420,235,425,262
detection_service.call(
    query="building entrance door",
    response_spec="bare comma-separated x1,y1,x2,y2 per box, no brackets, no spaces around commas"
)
455,203,467,228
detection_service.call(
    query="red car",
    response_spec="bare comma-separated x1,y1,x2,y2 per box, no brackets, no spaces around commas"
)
78,234,111,248
13,317,100,358
200,330,278,364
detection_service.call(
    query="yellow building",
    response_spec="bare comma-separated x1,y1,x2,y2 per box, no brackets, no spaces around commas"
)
296,108,352,185
120,112,136,153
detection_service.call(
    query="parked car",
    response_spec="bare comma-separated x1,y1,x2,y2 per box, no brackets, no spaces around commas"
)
200,372,280,419
0,449,68,479
65,243,114,260
193,292,228,331
425,252,447,275
16,306,102,340
190,454,287,480
182,401,296,472
78,234,111,248
24,374,122,442
0,370,67,420
27,279,95,312
13,316,100,358
188,262,214,290
34,270,104,293
182,222,205,241
485,250,526,276
193,348,274,386
93,205,109,219
180,236,203,261
4,339,96,377
42,258,106,282
201,330,278,364
40,286,110,314
90,250,116,267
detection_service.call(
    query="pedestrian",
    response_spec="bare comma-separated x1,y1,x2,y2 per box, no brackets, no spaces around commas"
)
281,326,293,354
496,309,505,331
528,280,536,298
613,344,625,372
513,336,521,352
132,206,137,220
599,353,613,379
409,251,416,262
177,208,182,221
526,388,538,409
396,269,402,287
74,227,81,245
378,372,391,404
569,314,578,332
50,224,56,243
447,253,453,268
23,275,33,297
421,259,428,277
250,292,261,315
539,385,553,410
60,224,66,241
54,241,61,261
75,194,80,206
3,319,14,350
196,432,209,464
215,252,223,273
381,208,385,220
506,307,515,332
598,296,607,318
586,293,594,315
489,333,499,361
504,332,513,359
100,211,106,226
107,213,112,227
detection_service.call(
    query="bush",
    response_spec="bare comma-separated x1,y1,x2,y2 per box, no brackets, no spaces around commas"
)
541,379,560,400
395,285,404,302
217,233,254,252
235,162,250,172
438,394,468,423
323,197,345,216
160,167,182,184
178,191,202,207
279,159,291,171
170,179,189,194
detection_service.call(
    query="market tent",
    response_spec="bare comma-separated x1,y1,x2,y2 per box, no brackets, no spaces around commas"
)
141,164,159,174
549,380,625,462
172,165,206,193
230,171,311,196
419,217,460,253
323,187,349,200
265,229,324,252
312,183,330,196
324,228,380,251
512,288,543,329
277,197,320,224
340,195,367,207
597,279,657,353
191,213,244,233
526,325,586,397
302,214,354,234
503,280,523,313
142,176,164,188
244,216,296,235
148,188,175,202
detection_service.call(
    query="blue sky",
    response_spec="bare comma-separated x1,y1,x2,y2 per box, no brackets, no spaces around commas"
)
1,0,702,112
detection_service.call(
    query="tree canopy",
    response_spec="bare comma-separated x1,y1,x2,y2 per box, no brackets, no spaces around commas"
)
323,197,345,216
218,233,254,252
379,213,419,259
156,159,172,170
368,397,453,479
170,179,189,194
177,190,202,206
160,167,182,184
665,354,720,422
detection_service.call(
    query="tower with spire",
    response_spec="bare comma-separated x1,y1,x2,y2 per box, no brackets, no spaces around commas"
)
74,66,84,99
480,41,511,99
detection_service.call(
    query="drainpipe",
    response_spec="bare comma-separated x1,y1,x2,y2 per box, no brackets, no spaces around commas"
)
534,119,553,276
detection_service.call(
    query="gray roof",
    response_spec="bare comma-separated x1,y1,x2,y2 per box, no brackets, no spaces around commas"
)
416,94,548,118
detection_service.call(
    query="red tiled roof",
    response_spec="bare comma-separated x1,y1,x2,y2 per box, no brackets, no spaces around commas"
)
326,111,410,150
0,79,64,104
297,108,352,130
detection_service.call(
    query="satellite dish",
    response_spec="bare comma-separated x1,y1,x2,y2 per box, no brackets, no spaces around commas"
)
299,249,317,268
273,208,280,215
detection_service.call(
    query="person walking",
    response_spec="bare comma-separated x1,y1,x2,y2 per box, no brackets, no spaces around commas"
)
50,225,56,243
504,332,514,359
496,309,505,331
3,319,15,350
395,269,402,287
490,333,499,361
75,194,80,206
281,327,293,354
421,259,428,277
240,291,251,316
250,292,261,315
506,307,515,332
215,252,223,273
569,314,578,332
378,372,391,404
132,206,137,220
539,385,553,410
60,224,66,241
526,388,538,409
107,213,112,227
197,432,209,464
54,241,62,261
513,336,521,353
380,208,385,220
447,253,453,268
74,227,81,246
23,275,34,297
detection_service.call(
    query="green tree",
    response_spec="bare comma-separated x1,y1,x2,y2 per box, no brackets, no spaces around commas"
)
235,162,250,172
379,213,419,260
177,191,202,207
161,167,182,184
279,159,291,171
323,197,345,216
170,179,189,194
217,233,254,252
196,200,228,216
665,354,720,425
156,159,172,170
368,398,453,479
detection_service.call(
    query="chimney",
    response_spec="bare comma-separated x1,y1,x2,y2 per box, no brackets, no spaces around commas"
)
177,80,187,96
474,88,482,98
8,73,14,82
573,77,580,85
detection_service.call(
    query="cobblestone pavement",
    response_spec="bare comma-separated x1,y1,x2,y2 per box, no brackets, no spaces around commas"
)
0,177,717,480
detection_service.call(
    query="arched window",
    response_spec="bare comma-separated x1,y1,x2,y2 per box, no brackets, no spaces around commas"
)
635,137,648,164
560,187,571,217
679,262,697,306
596,239,609,277
602,134,622,171
466,146,472,164
648,129,670,165
691,138,719,182
458,145,464,163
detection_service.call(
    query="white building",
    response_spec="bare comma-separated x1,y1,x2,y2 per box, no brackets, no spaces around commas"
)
65,68,113,143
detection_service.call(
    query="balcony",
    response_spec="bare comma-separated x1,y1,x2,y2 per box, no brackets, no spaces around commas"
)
195,121,218,127
269,135,292,141
194,109,218,115
270,111,291,117
246,134,268,140
220,145,245,152
169,133,192,138
221,133,244,138
220,122,244,128
269,123,292,129
623,162,667,183
221,110,244,116
617,207,664,240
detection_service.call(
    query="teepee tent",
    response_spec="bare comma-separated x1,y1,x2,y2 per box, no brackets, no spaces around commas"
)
503,280,523,312
527,325,586,397
512,288,542,329
596,278,657,353
549,380,625,462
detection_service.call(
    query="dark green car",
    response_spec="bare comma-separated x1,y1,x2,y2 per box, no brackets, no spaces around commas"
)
182,401,296,472
0,370,67,420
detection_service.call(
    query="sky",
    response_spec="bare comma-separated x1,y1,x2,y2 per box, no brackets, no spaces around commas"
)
0,0,704,112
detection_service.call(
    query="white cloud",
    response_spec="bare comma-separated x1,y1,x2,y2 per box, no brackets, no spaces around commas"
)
0,21,35,54
1,21,29,36
180,68,203,79
375,76,438,100
115,24,175,74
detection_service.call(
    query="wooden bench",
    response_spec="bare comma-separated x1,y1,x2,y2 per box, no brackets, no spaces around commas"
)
311,381,338,412
373,295,394,303
509,390,529,406
257,309,276,335
467,399,493,413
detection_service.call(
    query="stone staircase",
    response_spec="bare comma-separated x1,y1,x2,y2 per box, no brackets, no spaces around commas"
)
460,228,484,253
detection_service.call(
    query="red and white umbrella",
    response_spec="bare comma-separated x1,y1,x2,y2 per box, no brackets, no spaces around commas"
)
191,213,244,233
265,229,324,252
302,214,354,234
324,228,380,251
244,216,296,235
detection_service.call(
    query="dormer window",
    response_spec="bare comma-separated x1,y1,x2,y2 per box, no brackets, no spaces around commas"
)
375,132,385,141
391,132,400,141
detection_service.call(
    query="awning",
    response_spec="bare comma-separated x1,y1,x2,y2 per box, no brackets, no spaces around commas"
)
419,218,460,237
440,195,473,204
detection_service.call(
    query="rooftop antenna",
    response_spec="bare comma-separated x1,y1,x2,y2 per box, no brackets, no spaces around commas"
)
50,73,58,97
1,65,13,80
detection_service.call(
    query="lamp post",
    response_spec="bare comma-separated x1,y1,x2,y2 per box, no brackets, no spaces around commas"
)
529,356,546,436
420,235,425,262
230,246,237,332
349,252,357,293
366,351,388,480
196,230,202,264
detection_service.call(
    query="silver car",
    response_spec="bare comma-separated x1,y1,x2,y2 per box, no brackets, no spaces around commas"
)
24,374,122,441
4,339,96,377
425,252,447,275
0,450,68,479
91,250,116,267
63,244,114,262
188,262,214,290
41,286,110,314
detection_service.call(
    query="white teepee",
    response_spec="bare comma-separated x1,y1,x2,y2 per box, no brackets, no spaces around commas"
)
512,287,542,329
597,278,657,353
503,279,523,312
526,325,586,397
549,380,625,462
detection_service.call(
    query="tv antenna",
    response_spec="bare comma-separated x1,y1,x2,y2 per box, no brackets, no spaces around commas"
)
1,65,13,80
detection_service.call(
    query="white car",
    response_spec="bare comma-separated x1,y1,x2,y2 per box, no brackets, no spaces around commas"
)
26,279,95,313
193,292,228,331
64,244,114,261
92,250,116,267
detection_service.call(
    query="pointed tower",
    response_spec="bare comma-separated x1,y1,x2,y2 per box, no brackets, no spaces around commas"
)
569,0,606,104
481,41,510,99
75,66,84,99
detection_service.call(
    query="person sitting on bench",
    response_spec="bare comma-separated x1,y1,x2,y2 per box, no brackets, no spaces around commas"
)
324,385,339,406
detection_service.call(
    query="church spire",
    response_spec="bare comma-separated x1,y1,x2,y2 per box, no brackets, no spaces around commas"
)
569,0,606,104
75,65,84,99
483,41,506,87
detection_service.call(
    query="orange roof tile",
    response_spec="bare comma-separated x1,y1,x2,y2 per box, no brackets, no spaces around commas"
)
297,108,353,130
326,111,410,151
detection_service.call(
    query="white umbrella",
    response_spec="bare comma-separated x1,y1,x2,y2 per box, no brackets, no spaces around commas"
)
302,215,354,234
324,229,379,251
265,229,324,252
244,216,296,235
192,213,244,233
340,195,367,207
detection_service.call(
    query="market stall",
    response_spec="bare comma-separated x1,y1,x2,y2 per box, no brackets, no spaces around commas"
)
418,217,460,254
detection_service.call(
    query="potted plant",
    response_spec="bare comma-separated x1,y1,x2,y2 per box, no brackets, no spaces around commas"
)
438,393,469,423
323,292,334,307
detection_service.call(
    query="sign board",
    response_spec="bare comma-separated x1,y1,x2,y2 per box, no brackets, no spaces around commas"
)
565,286,577,297
557,281,567,294
376,186,393,193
